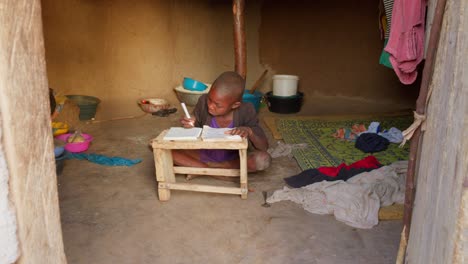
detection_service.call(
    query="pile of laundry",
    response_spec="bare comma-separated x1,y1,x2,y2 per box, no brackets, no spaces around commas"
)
267,158,408,229
333,121,404,153
284,156,382,187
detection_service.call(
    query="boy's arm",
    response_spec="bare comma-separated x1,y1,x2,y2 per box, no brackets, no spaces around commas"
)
193,94,208,127
234,104,269,151
246,126,268,151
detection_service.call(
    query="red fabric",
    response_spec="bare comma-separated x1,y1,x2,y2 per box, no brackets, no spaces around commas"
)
318,156,381,177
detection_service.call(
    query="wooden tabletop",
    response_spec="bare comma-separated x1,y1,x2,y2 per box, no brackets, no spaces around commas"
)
152,129,248,150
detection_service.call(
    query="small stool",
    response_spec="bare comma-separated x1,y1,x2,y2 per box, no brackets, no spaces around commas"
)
151,129,249,201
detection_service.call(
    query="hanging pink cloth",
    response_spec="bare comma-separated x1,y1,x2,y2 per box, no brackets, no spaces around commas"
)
384,0,427,84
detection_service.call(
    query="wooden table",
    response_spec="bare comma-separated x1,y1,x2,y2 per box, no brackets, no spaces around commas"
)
152,130,249,201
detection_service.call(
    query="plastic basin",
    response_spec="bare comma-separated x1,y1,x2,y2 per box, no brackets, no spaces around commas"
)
52,121,69,136
55,133,93,153
54,146,65,157
183,77,208,91
242,90,263,113
137,98,170,113
174,85,211,106
66,95,101,120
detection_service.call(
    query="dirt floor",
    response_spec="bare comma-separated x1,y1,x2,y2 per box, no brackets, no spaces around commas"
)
57,99,409,264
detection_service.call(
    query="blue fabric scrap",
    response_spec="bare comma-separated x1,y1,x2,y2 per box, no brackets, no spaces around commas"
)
67,153,142,166
367,122,381,133
379,127,404,143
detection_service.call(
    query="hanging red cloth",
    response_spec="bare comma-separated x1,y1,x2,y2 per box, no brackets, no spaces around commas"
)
384,0,427,84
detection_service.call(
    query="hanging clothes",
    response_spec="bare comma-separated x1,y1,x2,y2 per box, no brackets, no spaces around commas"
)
379,0,394,69
384,0,427,84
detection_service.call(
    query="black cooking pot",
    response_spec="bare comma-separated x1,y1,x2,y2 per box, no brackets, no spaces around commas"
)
265,91,303,114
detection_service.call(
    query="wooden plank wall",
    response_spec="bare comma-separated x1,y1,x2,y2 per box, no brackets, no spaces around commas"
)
0,0,66,263
454,190,468,262
424,0,437,57
406,0,468,262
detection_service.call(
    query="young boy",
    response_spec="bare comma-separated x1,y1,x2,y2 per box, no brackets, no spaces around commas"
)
172,71,271,178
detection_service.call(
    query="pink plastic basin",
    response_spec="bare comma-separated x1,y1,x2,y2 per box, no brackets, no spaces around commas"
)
55,133,93,153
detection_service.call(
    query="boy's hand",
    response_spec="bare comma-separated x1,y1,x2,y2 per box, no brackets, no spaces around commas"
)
180,116,195,128
226,127,253,138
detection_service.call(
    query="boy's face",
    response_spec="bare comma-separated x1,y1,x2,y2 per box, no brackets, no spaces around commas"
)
206,89,241,117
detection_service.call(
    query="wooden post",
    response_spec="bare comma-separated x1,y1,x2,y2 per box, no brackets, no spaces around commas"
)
402,0,447,240
403,0,467,261
0,0,66,262
232,0,246,80
239,149,248,199
155,149,175,201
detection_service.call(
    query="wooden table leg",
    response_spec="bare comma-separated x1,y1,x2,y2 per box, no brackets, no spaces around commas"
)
155,149,175,201
239,149,248,199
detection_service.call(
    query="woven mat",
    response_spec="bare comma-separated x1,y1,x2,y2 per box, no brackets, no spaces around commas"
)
276,115,412,170
379,204,404,220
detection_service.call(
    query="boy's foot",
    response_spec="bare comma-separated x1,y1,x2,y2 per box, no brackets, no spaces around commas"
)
185,174,199,181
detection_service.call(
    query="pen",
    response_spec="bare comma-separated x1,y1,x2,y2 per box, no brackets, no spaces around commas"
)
181,102,194,127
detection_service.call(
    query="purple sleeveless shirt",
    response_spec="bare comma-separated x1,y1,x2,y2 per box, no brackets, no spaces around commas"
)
200,118,239,163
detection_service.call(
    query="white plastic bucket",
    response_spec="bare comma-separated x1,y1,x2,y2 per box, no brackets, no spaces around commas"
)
272,75,299,96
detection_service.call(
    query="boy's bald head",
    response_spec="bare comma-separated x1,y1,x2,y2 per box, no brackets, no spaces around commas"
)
211,71,245,102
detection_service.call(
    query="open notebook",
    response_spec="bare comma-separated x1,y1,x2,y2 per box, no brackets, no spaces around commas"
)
201,125,242,141
163,126,242,141
163,127,202,141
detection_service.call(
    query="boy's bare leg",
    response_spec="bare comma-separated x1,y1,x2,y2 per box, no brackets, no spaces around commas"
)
248,151,272,172
172,149,207,168
204,151,271,171
172,150,241,181
172,150,207,180
171,150,271,181
206,150,272,181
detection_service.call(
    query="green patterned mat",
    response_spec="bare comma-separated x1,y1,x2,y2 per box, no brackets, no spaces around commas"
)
277,115,412,170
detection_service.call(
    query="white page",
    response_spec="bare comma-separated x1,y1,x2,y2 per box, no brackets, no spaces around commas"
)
201,125,242,141
163,127,202,141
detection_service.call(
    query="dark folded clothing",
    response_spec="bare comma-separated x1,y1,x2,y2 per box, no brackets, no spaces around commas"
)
284,167,379,188
355,133,389,153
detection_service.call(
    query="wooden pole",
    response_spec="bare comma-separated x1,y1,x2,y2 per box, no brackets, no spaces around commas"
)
249,69,268,94
232,0,246,80
0,0,67,262
402,0,447,242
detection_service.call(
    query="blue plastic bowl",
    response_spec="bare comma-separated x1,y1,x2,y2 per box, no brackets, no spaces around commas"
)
183,77,208,91
54,146,65,158
242,90,263,113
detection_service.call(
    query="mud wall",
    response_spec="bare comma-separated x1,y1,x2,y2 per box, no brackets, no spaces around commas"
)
42,0,265,119
42,0,416,119
259,0,419,107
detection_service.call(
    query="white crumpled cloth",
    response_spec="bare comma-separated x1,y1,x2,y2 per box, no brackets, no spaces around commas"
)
267,161,408,229
267,141,308,159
